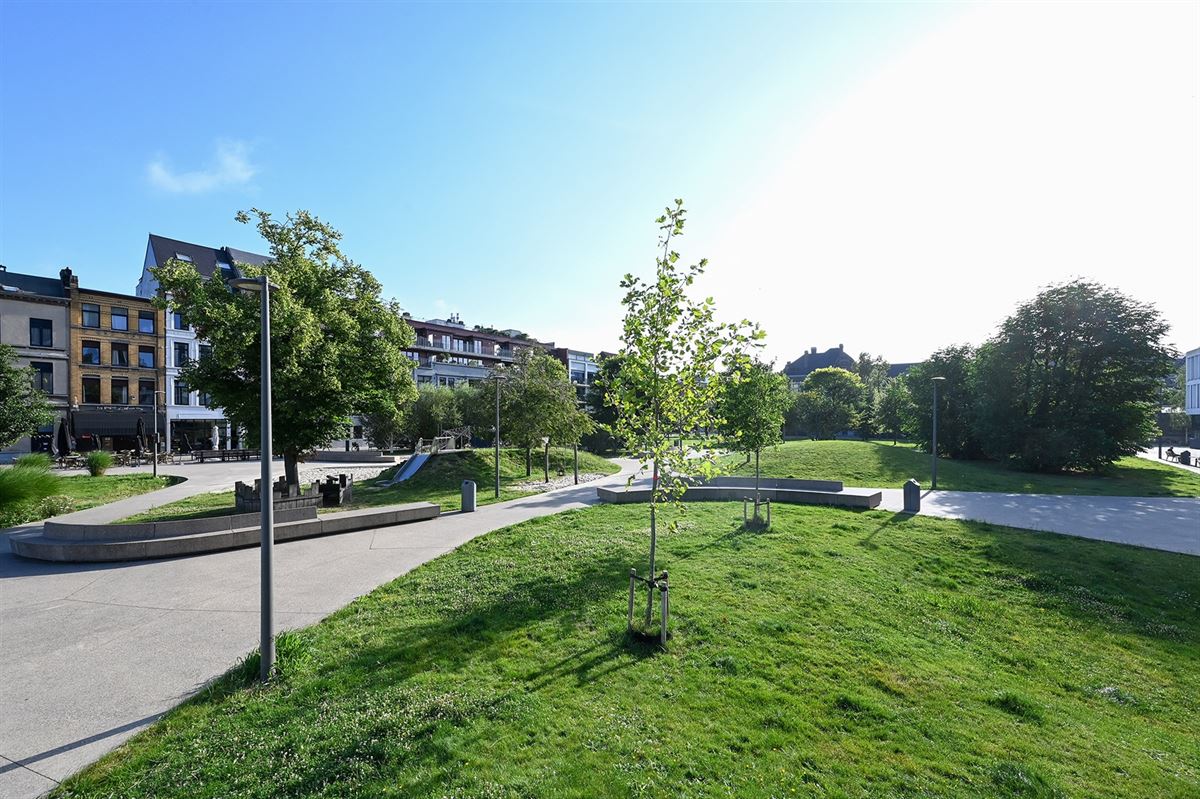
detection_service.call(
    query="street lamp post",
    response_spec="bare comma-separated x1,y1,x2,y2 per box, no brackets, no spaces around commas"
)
931,376,946,490
493,374,505,499
233,274,276,681
151,389,166,478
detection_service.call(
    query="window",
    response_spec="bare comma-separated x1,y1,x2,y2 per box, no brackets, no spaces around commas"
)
111,307,128,331
174,342,190,366
82,303,100,328
82,376,101,404
138,346,155,368
174,381,191,406
111,342,129,367
174,253,192,263
138,310,156,334
197,389,212,407
82,340,101,365
172,311,187,330
29,318,53,348
30,362,53,394
138,379,156,406
199,344,212,361
111,378,129,404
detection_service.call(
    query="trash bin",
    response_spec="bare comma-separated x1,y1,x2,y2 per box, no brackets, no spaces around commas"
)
461,480,477,512
903,478,921,513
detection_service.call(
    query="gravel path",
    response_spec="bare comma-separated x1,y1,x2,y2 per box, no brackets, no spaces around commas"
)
511,472,608,492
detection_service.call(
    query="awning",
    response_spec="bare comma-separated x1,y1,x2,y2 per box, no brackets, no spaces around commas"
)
72,409,152,438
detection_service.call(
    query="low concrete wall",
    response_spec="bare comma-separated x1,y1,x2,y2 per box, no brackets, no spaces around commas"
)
705,476,844,492
43,508,318,542
596,485,882,509
11,502,440,563
310,450,397,464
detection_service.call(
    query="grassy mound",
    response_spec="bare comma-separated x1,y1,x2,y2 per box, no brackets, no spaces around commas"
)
60,503,1198,798
116,448,620,523
727,439,1200,496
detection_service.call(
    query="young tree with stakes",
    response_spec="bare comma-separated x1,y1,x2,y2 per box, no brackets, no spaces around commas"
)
608,200,760,633
719,360,792,521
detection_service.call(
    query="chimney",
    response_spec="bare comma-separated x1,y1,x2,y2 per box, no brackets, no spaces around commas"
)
810,347,817,355
838,343,844,351
59,267,76,289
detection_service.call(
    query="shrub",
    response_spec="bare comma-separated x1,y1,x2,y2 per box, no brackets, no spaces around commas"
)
15,452,53,469
37,495,75,518
0,463,60,509
86,450,113,476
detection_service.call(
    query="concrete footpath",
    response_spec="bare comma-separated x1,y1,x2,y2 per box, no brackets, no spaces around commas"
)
0,460,639,799
874,488,1200,556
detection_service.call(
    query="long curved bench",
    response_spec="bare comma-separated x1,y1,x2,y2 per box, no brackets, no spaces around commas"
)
10,503,441,563
596,476,881,509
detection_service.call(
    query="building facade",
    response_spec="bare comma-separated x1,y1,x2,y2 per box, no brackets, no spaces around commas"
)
136,234,270,451
63,270,167,451
550,347,600,406
404,314,552,387
1185,346,1200,431
0,266,71,462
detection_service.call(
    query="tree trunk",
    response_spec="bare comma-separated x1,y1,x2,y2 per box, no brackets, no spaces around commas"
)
543,441,549,483
754,448,761,519
646,457,658,626
283,451,300,489
525,446,531,477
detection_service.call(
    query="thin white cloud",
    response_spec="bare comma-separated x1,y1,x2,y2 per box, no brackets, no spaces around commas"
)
147,139,257,193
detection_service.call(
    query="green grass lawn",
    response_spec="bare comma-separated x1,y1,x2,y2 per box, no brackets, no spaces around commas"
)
59,502,1198,798
116,448,620,523
0,473,179,528
726,439,1200,497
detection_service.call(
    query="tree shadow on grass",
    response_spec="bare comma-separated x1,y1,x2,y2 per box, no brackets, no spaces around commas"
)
964,521,1198,645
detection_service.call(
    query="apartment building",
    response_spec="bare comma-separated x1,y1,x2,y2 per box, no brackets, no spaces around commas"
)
0,266,71,461
550,347,601,406
405,313,552,387
136,234,270,451
63,270,167,451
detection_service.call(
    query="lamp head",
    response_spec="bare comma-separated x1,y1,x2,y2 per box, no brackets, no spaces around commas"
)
931,376,946,382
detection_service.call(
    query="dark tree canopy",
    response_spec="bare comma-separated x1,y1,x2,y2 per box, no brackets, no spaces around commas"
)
902,345,983,459
973,280,1174,471
793,367,863,439
152,209,417,486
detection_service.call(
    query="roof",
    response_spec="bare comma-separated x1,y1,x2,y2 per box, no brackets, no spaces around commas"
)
782,346,856,378
146,234,269,280
0,268,67,299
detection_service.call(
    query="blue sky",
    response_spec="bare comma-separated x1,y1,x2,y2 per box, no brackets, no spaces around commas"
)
3,2,1196,364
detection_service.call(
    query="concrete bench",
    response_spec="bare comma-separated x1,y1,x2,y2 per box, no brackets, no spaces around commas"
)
10,502,441,563
596,475,882,510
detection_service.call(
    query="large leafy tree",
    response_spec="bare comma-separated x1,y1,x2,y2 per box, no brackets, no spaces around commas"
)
794,367,863,439
0,344,53,448
404,385,463,439
853,352,891,439
492,348,591,478
902,345,982,459
582,354,625,453
608,199,759,629
974,280,1174,471
875,379,914,445
153,209,417,487
718,360,792,509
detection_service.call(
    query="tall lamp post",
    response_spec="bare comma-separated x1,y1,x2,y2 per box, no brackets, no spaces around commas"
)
232,274,277,681
151,389,166,478
931,376,946,489
493,373,507,498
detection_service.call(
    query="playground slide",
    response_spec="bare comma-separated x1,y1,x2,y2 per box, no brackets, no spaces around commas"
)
379,452,430,486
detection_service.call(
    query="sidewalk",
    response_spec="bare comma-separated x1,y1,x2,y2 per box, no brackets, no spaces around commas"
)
0,459,639,799
874,487,1200,556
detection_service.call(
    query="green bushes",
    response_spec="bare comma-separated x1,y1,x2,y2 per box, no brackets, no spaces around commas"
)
86,450,113,476
15,452,53,469
0,457,62,528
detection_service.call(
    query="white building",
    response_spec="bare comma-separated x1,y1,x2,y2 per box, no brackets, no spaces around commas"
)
135,234,270,452
1185,346,1200,422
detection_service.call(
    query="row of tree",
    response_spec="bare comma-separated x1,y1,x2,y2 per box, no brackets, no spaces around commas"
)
364,348,592,477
